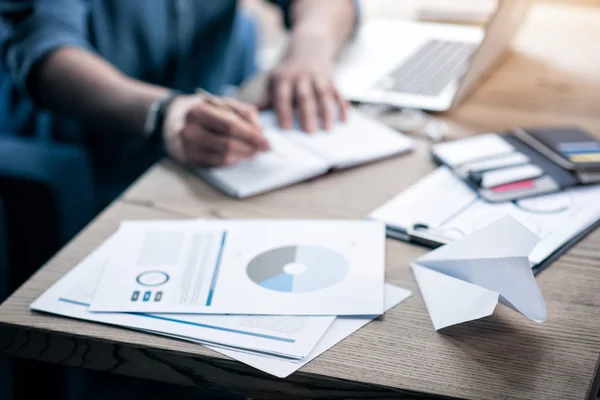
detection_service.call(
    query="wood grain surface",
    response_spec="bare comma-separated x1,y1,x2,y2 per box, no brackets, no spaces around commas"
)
2,2,600,400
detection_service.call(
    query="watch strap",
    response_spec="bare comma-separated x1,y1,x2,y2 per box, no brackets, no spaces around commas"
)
146,91,182,144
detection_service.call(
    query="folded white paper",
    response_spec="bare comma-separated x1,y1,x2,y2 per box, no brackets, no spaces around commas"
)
411,216,547,330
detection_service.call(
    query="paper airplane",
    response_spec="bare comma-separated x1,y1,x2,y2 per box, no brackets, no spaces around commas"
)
411,215,547,330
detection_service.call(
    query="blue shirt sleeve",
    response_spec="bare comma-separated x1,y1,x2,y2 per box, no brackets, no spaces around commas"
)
268,0,361,31
0,0,93,95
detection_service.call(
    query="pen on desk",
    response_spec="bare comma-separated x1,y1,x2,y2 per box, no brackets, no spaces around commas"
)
385,228,445,249
391,224,455,249
406,232,446,249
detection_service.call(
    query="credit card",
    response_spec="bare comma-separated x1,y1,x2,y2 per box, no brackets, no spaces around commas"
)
557,141,600,153
481,164,544,189
431,133,515,168
490,179,536,193
568,153,600,163
480,175,560,202
465,152,530,173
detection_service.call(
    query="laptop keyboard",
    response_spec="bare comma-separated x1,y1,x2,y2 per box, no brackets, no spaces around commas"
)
374,39,478,97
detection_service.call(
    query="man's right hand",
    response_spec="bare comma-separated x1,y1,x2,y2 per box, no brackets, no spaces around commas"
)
163,95,270,168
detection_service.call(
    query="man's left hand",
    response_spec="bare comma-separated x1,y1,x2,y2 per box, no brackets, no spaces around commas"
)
266,52,348,133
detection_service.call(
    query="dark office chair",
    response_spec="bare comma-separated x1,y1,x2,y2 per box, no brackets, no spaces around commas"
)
0,199,7,301
0,135,94,293
0,198,12,400
0,136,94,400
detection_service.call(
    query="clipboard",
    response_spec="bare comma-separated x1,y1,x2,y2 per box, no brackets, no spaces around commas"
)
369,166,600,275
388,219,600,277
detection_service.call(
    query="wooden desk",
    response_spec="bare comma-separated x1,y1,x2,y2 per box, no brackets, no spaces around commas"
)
2,2,600,399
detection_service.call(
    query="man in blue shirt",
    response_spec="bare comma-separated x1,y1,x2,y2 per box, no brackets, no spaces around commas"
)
0,0,358,205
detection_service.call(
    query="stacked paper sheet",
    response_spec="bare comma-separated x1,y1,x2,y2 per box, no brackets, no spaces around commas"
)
31,219,412,377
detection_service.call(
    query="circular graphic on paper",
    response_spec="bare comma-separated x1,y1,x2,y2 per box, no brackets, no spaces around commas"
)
136,271,170,287
247,245,348,293
515,192,573,214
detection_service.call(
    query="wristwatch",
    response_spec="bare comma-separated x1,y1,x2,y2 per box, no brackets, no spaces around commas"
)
144,91,182,144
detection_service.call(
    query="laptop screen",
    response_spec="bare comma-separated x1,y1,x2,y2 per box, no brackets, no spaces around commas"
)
453,0,533,106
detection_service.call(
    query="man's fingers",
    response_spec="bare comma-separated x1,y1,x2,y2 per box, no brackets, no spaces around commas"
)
256,97,271,110
273,76,293,130
178,128,224,167
202,131,257,157
182,132,256,167
313,79,336,131
333,88,349,122
295,77,318,133
182,126,256,157
224,98,261,126
187,103,269,151
188,148,238,168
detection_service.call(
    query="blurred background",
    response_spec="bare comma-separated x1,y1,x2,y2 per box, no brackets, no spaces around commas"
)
243,0,599,72
0,0,598,399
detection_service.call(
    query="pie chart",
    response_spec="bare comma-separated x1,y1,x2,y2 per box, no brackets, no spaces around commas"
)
247,245,348,293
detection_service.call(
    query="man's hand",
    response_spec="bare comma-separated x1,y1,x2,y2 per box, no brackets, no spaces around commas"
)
264,0,356,133
163,95,270,167
268,52,348,133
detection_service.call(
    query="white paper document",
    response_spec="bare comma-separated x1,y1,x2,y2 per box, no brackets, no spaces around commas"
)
197,109,413,198
89,220,386,316
431,133,516,167
31,225,412,374
210,284,412,378
369,166,600,267
32,235,335,360
467,152,530,173
411,216,547,330
480,164,543,189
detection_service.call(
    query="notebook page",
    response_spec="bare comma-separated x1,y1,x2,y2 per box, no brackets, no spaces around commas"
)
260,110,413,169
197,130,330,198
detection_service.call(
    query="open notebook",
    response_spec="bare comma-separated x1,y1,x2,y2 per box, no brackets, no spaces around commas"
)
196,109,414,198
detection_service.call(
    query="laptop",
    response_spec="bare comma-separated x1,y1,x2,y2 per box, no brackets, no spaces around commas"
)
335,0,532,112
